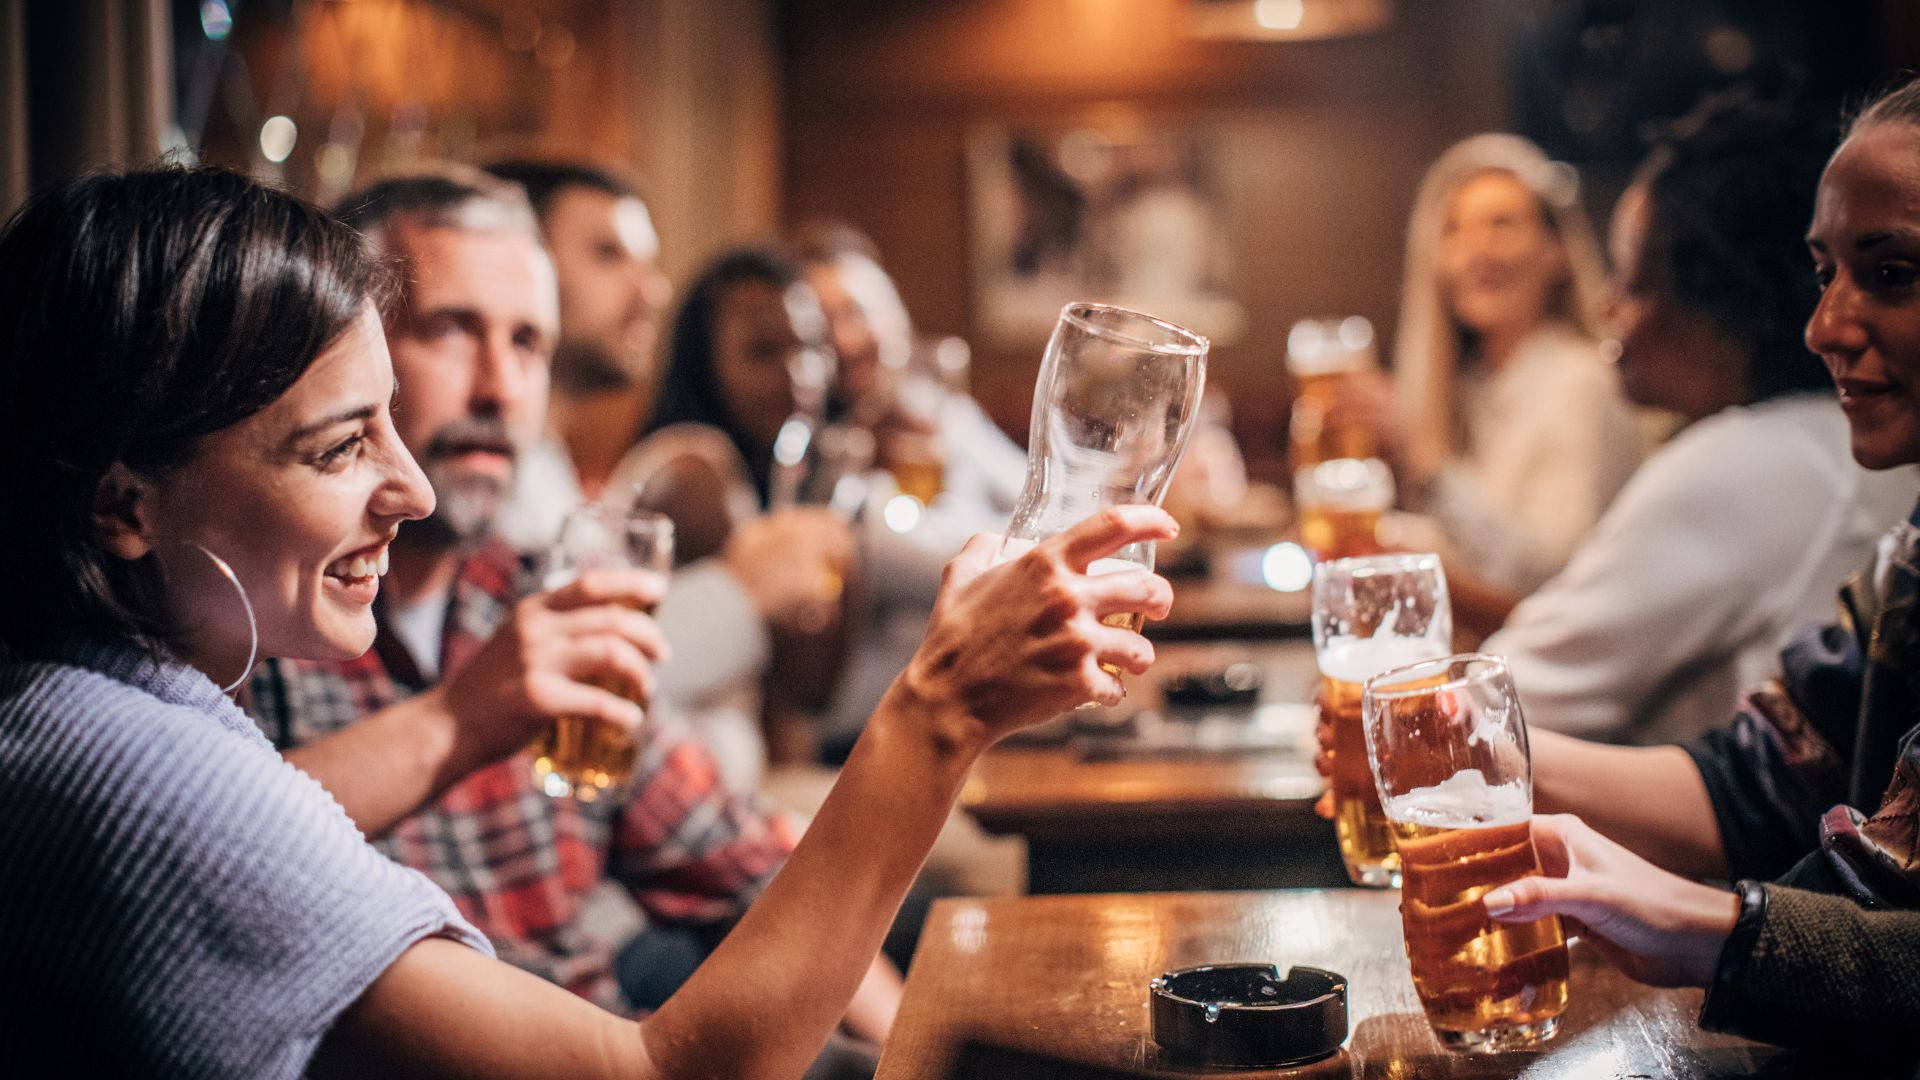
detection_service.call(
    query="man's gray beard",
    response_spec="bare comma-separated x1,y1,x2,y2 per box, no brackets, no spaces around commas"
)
413,463,507,548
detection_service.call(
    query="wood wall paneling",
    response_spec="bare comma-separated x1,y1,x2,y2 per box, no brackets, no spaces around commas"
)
780,0,1525,475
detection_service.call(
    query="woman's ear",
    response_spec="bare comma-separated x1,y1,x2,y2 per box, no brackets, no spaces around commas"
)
93,463,157,561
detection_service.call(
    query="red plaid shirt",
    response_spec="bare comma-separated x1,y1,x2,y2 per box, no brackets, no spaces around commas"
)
245,540,797,1014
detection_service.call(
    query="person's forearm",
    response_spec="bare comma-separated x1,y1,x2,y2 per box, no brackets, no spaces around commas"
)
640,678,977,1078
283,689,476,838
1530,729,1727,878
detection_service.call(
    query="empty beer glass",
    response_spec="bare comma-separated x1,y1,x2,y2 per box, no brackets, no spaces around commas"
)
1363,654,1569,1053
530,504,674,801
1310,553,1450,887
999,303,1207,672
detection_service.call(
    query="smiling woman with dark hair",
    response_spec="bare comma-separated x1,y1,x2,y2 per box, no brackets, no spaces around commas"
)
0,166,1178,1078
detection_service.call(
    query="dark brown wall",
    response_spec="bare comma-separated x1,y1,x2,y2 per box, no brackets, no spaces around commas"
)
780,0,1531,477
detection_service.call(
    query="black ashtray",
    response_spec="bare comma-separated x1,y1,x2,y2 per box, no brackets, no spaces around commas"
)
1149,963,1347,1068
1161,662,1264,709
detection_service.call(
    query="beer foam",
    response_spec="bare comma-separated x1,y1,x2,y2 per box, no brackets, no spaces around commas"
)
1317,635,1446,684
1386,768,1531,829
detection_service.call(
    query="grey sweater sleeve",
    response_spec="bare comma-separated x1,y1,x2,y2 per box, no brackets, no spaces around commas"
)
0,653,491,1078
1701,884,1920,1059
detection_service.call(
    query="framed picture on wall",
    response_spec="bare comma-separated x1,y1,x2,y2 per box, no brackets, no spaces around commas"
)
966,115,1246,346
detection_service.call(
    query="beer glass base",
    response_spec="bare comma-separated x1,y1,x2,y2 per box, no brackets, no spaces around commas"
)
1435,1015,1559,1054
1343,862,1402,889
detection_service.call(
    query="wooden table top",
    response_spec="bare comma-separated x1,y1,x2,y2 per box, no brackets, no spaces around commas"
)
965,641,1324,838
877,890,1802,1079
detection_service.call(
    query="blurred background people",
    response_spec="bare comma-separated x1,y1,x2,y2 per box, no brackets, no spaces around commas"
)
483,161,852,798
791,223,1027,764
1487,94,1918,745
1330,133,1642,635
483,161,672,551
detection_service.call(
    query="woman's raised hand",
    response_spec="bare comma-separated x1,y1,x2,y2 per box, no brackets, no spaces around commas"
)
891,505,1177,751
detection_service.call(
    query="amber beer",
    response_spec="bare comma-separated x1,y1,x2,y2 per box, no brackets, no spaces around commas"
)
531,707,639,803
532,506,673,801
530,599,653,802
1315,637,1443,886
1090,557,1150,677
1294,458,1393,563
1287,317,1379,470
889,456,945,505
1392,801,1569,1050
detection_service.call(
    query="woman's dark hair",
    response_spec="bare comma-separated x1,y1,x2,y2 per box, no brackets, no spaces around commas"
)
0,166,382,656
643,247,805,506
1632,93,1835,402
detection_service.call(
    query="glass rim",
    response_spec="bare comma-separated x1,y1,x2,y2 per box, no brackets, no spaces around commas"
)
1364,651,1507,702
1059,302,1210,356
1312,551,1442,581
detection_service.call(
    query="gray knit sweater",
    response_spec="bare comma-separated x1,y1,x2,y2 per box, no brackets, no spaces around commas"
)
0,640,491,1077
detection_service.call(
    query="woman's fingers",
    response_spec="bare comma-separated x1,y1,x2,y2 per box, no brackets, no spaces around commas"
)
1048,506,1178,572
1081,616,1156,676
1079,568,1175,621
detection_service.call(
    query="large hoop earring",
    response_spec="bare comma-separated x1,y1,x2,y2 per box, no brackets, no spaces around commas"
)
193,544,258,695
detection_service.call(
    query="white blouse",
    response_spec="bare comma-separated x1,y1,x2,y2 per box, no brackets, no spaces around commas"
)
1426,325,1644,594
1487,393,1918,745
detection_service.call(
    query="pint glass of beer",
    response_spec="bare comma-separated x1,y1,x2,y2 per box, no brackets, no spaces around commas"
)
1294,456,1393,561
1309,553,1450,887
999,303,1208,675
1286,316,1379,470
1362,654,1569,1052
530,504,674,801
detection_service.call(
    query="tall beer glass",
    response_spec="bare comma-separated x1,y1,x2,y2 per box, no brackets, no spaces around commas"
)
531,504,674,801
1310,553,1450,887
1286,316,1379,469
1000,303,1207,673
1294,456,1393,561
1363,654,1569,1052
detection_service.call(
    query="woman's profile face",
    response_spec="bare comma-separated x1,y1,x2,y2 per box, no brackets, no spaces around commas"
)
712,279,829,454
1438,169,1568,340
1807,121,1920,470
140,305,435,669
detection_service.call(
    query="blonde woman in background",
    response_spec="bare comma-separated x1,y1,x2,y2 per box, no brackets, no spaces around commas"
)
1331,133,1642,635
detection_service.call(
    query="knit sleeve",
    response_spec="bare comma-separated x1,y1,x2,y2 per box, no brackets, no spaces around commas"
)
0,673,490,1078
1701,884,1920,1061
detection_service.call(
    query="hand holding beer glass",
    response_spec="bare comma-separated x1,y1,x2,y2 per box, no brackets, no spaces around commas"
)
531,504,674,801
1363,654,1569,1052
1310,553,1450,887
999,303,1207,676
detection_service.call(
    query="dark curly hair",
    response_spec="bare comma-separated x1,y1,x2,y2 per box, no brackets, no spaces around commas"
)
0,166,383,656
1632,93,1836,402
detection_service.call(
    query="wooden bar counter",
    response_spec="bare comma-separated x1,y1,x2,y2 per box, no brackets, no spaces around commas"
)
878,890,1810,1079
